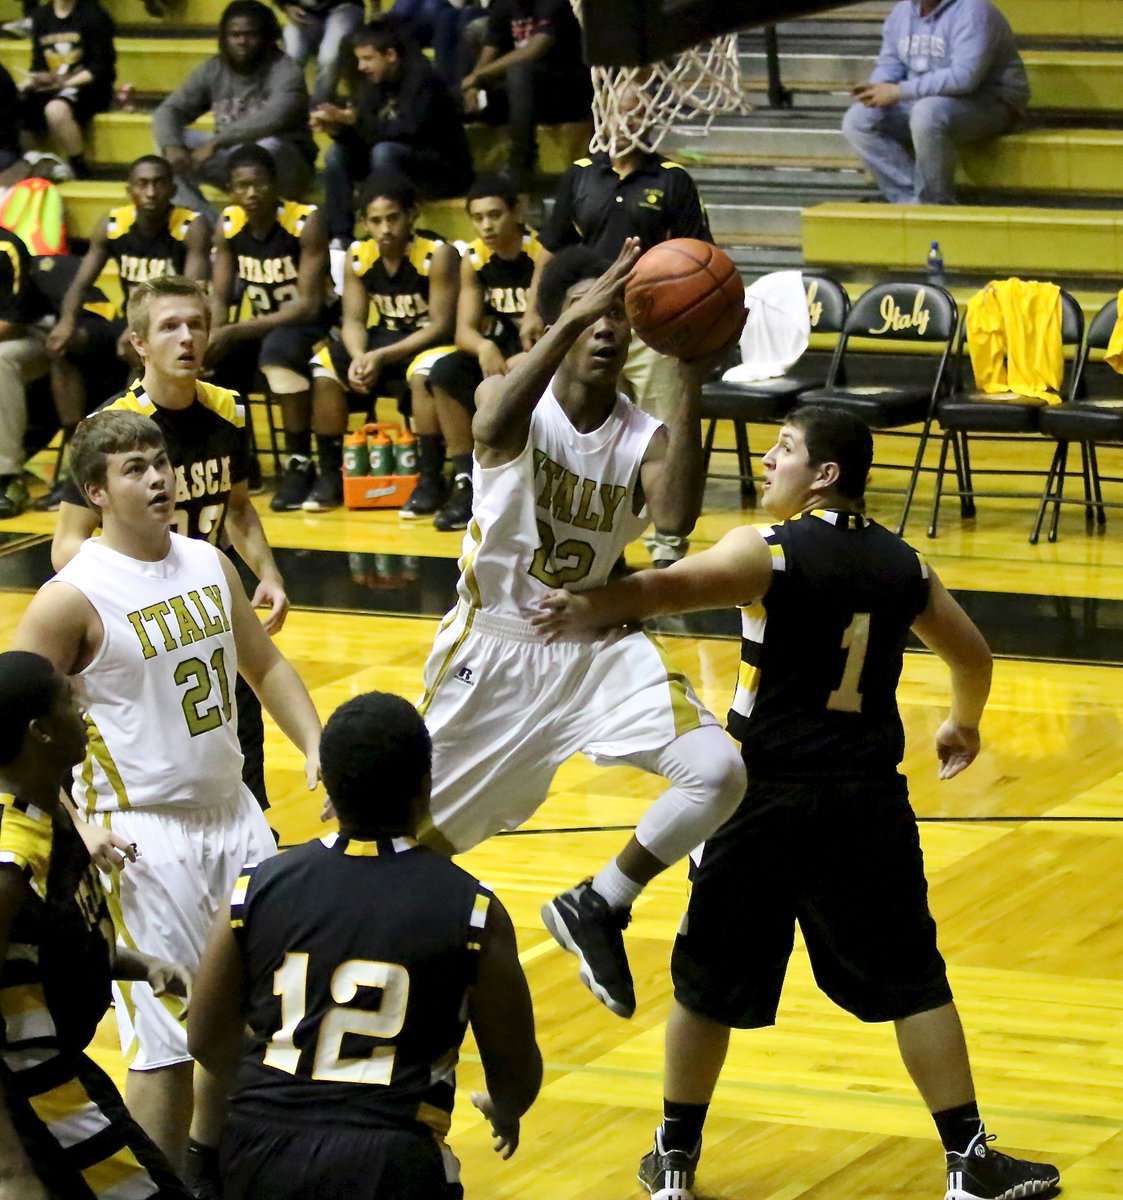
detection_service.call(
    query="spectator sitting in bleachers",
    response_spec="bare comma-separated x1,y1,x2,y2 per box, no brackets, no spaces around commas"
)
389,0,484,85
207,144,334,509
311,16,473,251
274,0,363,107
460,0,591,188
36,154,210,510
153,0,316,217
18,0,115,181
410,175,545,531
301,173,459,513
0,225,46,518
842,0,1029,205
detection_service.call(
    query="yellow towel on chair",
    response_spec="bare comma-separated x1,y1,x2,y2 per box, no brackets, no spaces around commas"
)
965,279,1063,403
1103,288,1123,374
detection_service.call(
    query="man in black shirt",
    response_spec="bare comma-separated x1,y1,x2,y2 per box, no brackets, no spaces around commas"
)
533,406,1060,1200
189,690,541,1200
462,0,591,186
526,144,712,565
312,17,473,248
19,0,116,179
0,227,49,519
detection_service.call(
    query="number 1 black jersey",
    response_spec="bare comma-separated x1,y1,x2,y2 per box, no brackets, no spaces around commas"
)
728,510,930,777
228,834,491,1135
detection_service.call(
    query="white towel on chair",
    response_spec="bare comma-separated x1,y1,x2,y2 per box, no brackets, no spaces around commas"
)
722,270,810,383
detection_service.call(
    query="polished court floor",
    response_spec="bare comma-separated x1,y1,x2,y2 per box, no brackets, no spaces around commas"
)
2,437,1122,1199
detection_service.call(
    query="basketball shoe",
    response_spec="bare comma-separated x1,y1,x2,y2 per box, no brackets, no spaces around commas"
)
945,1131,1059,1200
638,1130,699,1200
541,880,635,1017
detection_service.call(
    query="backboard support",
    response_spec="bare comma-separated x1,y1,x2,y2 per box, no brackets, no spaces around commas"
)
582,0,869,67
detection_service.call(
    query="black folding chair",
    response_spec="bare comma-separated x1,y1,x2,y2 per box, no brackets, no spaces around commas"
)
699,275,850,503
794,281,959,535
1032,296,1123,544
928,287,1082,538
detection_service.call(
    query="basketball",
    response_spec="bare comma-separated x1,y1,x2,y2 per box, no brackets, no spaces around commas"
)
624,238,746,361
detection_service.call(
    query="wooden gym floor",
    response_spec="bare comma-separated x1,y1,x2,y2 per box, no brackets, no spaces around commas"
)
2,431,1121,1199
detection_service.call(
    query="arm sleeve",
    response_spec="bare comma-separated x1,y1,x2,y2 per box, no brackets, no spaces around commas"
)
539,167,581,251
80,6,117,86
897,10,1006,99
664,168,712,242
152,61,216,147
868,6,908,85
213,57,309,146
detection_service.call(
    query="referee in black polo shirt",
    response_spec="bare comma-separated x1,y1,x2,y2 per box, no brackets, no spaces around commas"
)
524,141,712,566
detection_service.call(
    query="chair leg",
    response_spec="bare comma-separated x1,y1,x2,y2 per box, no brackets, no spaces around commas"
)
1086,442,1107,528
1030,440,1063,545
927,430,953,539
1048,440,1069,544
702,418,717,475
264,395,283,477
733,421,756,505
896,417,934,537
958,432,977,519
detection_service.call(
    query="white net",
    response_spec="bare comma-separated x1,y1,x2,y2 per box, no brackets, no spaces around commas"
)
571,5,749,157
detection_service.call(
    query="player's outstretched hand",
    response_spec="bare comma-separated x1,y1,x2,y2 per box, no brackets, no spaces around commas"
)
935,718,980,779
147,959,192,1010
567,237,643,327
250,578,290,635
471,1091,520,1159
79,823,139,873
531,589,596,642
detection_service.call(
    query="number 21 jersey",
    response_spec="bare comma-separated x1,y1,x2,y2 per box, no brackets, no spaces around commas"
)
53,533,245,813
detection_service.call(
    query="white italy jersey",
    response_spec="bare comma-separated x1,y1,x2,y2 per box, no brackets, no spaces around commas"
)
455,382,661,620
54,533,245,814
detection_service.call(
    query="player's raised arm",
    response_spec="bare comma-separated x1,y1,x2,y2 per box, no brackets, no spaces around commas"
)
533,523,775,640
467,895,541,1158
910,569,993,779
473,238,641,465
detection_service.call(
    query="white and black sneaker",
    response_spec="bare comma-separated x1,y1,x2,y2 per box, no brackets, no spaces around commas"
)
302,471,343,512
945,1131,1059,1200
638,1130,699,1200
270,455,315,512
541,879,635,1018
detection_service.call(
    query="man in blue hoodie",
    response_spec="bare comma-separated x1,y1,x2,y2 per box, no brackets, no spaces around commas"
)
842,0,1029,204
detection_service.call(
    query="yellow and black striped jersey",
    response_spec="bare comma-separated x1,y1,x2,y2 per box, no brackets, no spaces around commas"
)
465,227,543,355
222,200,316,317
60,380,249,544
228,833,490,1135
350,229,446,335
729,510,930,776
106,203,200,306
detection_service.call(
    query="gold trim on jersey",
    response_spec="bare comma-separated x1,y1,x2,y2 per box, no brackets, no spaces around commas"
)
465,228,544,273
646,634,706,739
416,1100,452,1136
222,200,316,242
81,720,130,814
349,231,445,280
107,204,199,243
0,798,51,899
109,381,244,430
0,240,21,296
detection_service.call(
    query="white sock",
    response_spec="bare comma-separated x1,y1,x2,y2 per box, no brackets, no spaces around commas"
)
591,860,643,911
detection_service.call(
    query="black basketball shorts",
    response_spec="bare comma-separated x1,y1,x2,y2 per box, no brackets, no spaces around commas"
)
221,1112,460,1200
672,774,953,1027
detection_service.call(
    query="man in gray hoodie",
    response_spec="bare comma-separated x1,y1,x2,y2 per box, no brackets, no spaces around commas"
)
153,0,316,216
842,0,1029,205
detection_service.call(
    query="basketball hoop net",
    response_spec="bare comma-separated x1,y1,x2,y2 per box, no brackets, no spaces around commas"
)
571,3,749,157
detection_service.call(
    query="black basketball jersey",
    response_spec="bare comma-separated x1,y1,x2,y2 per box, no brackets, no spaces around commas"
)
60,381,249,543
221,201,315,317
729,510,930,777
228,834,490,1135
106,204,199,306
350,230,445,335
465,228,542,357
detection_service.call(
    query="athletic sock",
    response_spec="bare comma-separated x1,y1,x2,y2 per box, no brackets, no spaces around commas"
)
449,451,473,479
659,1099,708,1154
183,1138,221,1197
416,433,446,479
590,860,643,911
932,1101,983,1154
285,429,312,458
316,433,344,476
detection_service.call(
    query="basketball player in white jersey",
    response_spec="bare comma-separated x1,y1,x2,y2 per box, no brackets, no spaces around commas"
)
12,410,322,1180
417,241,746,1020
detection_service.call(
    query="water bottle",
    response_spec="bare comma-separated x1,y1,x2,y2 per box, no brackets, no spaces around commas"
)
394,427,417,475
342,431,369,477
369,429,394,476
926,241,945,284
